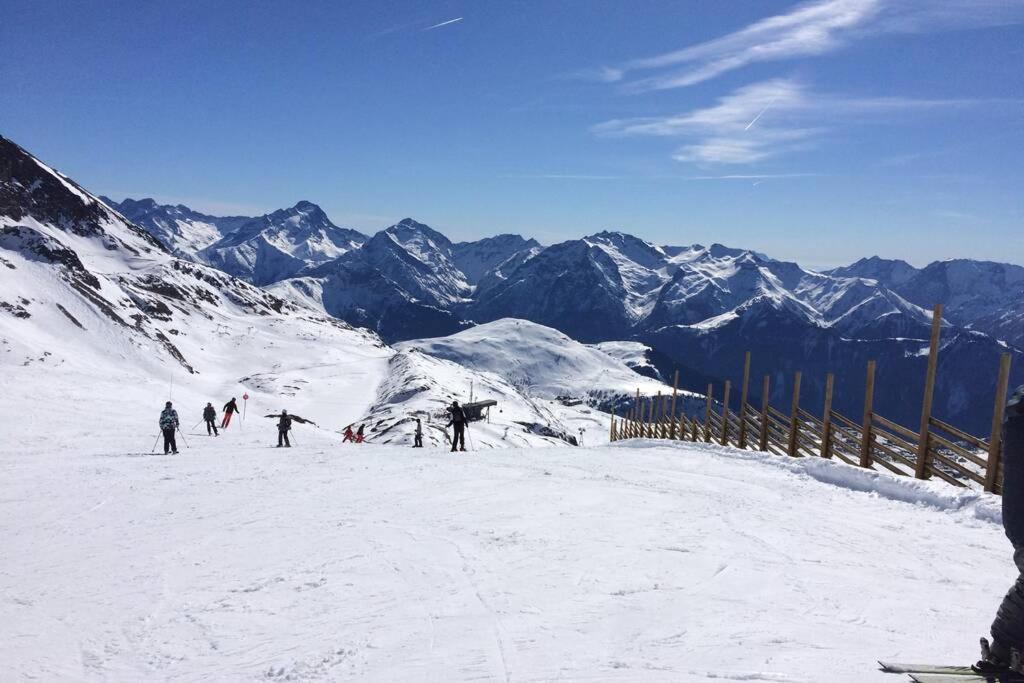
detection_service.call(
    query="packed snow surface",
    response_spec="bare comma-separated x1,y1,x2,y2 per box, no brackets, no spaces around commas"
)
0,427,1010,681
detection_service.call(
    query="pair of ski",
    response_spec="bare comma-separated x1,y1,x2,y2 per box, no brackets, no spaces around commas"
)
880,661,1024,682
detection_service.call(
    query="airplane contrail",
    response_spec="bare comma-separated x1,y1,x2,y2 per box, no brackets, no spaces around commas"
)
424,17,463,31
745,95,779,131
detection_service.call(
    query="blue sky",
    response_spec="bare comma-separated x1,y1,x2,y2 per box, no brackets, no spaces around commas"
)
3,0,1023,267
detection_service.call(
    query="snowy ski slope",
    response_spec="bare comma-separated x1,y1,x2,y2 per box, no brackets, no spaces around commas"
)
0,429,1009,681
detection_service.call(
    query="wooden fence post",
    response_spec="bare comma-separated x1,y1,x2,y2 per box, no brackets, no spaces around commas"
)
820,373,834,459
986,353,1013,492
661,394,670,439
646,397,655,438
669,370,680,439
654,391,663,439
704,383,714,442
738,352,751,449
610,410,616,442
759,375,770,452
787,372,802,457
860,361,876,468
915,304,943,479
634,388,640,439
720,380,732,446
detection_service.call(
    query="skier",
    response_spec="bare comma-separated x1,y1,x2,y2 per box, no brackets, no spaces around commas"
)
446,400,468,452
274,410,292,448
414,418,423,448
160,401,179,455
976,385,1024,674
263,410,316,447
221,397,239,428
342,425,355,443
203,402,219,436
355,424,365,443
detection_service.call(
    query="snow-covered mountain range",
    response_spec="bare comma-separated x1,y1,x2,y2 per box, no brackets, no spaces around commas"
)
104,196,368,286
829,256,1024,350
0,135,650,450
8,133,1022,435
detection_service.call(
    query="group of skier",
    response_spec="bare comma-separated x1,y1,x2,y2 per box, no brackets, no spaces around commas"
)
342,424,366,443
156,398,473,453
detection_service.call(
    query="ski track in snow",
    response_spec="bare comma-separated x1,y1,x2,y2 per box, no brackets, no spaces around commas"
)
0,428,1013,682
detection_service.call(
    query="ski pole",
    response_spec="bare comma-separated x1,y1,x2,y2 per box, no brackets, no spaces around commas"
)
191,418,203,431
150,432,161,454
176,426,190,449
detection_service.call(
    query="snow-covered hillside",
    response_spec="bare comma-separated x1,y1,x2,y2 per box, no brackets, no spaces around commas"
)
591,340,664,380
0,433,1009,681
399,319,678,407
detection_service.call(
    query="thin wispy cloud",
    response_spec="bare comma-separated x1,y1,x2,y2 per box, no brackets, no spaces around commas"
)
594,78,1002,165
594,0,1024,91
681,173,822,181
502,173,623,181
423,17,463,31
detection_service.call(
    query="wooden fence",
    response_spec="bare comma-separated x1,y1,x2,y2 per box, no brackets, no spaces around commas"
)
609,305,1013,495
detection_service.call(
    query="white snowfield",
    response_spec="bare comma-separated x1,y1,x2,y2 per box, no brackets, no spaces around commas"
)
0,429,1011,681
399,319,673,401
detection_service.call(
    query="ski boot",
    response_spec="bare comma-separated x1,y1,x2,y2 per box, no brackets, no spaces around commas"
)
974,637,1023,675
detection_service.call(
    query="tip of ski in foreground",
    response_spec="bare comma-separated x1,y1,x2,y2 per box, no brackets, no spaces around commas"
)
907,675,1024,683
879,662,1024,682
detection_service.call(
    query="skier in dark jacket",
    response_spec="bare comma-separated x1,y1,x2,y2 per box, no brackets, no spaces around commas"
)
159,401,179,455
274,410,292,448
356,424,365,443
203,403,218,436
263,411,315,447
414,418,423,448
222,398,240,428
977,385,1024,674
446,401,468,452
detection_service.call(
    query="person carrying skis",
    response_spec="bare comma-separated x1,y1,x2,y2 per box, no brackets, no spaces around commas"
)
263,410,315,447
976,385,1024,674
222,397,239,428
203,402,219,436
414,418,423,448
355,424,365,443
342,425,355,443
446,400,467,452
274,410,292,448
160,401,179,455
